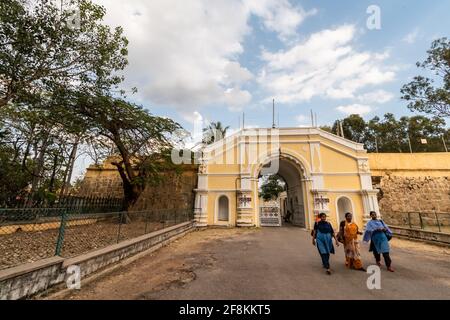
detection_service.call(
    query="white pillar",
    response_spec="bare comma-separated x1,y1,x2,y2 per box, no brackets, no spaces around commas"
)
194,192,208,227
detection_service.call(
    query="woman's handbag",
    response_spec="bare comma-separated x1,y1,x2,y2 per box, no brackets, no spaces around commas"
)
381,220,392,241
336,222,345,243
337,230,344,243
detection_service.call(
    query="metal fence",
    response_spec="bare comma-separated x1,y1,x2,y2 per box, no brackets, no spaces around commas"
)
0,208,194,271
0,195,124,212
382,211,450,234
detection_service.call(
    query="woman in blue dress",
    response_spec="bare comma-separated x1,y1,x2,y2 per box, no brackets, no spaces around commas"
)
312,212,339,275
363,211,394,272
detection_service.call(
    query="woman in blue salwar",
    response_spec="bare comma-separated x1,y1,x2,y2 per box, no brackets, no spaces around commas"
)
312,212,339,275
363,211,395,272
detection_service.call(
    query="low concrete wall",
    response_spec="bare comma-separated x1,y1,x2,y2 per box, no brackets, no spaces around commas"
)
390,226,450,245
0,221,194,300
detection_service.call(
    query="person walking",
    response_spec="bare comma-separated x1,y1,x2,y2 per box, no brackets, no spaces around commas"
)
339,212,365,271
363,211,394,272
312,212,339,275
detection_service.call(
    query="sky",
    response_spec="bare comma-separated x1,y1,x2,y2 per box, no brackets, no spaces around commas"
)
74,0,450,178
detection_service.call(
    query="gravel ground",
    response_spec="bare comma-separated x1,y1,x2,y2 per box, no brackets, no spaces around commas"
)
0,219,176,270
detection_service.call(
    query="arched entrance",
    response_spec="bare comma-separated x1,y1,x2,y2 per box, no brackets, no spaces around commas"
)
193,127,381,229
337,196,353,224
257,156,307,228
217,195,230,223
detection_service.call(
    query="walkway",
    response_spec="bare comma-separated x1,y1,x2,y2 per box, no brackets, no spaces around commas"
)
53,225,450,300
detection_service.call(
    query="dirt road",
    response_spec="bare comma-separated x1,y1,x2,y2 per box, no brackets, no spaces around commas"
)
50,226,450,300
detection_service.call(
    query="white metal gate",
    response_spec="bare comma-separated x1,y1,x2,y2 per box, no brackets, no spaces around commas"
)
260,206,281,227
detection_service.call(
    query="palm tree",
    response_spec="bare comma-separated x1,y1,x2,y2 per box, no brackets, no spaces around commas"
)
203,121,230,144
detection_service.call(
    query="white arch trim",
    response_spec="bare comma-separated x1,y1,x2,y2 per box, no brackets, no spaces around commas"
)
251,148,311,179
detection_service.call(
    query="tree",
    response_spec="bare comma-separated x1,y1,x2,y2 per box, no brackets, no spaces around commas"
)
0,101,88,206
399,115,447,152
0,123,32,205
69,94,182,210
401,38,450,117
328,113,449,153
367,113,405,152
332,114,367,143
259,175,285,201
0,0,128,108
203,121,230,144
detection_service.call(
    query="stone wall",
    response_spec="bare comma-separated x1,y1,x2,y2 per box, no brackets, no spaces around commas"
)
77,159,198,211
374,175,450,213
368,153,450,227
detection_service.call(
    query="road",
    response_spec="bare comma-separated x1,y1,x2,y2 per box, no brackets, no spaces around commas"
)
52,225,450,300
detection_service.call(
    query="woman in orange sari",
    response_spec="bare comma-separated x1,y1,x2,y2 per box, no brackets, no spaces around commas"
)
339,212,365,271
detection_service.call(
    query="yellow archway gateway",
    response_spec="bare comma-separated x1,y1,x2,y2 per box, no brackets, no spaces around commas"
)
193,127,379,230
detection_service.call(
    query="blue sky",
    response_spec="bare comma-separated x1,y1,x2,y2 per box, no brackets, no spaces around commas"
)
71,1,450,178
93,0,449,134
60,4,448,177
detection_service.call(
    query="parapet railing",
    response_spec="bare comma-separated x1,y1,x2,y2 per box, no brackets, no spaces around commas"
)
382,211,450,234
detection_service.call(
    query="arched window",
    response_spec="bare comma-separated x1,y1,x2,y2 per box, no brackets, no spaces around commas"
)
337,196,353,223
218,196,229,221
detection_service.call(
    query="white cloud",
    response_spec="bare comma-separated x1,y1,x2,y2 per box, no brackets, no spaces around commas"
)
244,0,317,41
357,90,394,104
336,104,372,115
258,25,397,104
94,0,313,113
223,62,253,85
296,114,310,126
402,28,419,44
224,87,252,111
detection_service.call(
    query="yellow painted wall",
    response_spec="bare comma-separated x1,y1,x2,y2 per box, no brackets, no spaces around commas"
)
321,145,360,172
368,153,450,177
208,176,239,189
207,192,237,226
325,193,365,229
323,175,361,190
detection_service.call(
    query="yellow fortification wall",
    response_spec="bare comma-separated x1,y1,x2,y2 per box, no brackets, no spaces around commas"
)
78,133,450,229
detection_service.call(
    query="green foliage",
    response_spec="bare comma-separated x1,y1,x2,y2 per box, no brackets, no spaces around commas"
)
332,114,367,143
259,175,285,201
0,128,32,205
203,121,230,144
0,0,128,108
65,94,183,208
401,37,450,117
0,0,184,210
331,113,449,153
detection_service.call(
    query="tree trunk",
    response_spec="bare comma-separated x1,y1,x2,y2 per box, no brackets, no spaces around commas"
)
21,125,35,171
59,138,79,197
110,132,142,214
48,154,58,194
111,161,139,224
28,132,50,206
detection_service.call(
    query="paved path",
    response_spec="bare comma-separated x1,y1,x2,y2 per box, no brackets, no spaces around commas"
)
55,226,450,300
